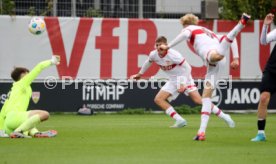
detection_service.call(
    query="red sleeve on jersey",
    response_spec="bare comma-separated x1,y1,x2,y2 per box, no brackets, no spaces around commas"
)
178,59,185,65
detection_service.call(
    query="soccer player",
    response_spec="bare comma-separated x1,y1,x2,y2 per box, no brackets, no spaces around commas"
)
131,36,235,129
0,55,60,138
251,13,276,141
159,13,250,140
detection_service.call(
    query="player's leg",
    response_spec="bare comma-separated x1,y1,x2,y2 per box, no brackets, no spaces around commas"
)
12,110,49,135
216,13,251,58
194,63,221,140
185,76,227,133
188,89,235,128
155,82,187,128
188,90,202,105
193,83,212,141
28,127,39,136
251,91,270,142
29,127,58,138
254,91,270,140
184,75,201,105
210,59,235,126
193,63,218,141
251,72,276,141
207,50,225,64
4,111,31,138
188,89,232,125
211,104,235,128
208,13,251,63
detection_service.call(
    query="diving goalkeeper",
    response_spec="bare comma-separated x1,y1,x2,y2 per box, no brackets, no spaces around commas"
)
0,55,60,138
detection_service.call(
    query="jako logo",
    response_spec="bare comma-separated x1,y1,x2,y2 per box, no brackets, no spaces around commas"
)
211,88,223,106
225,88,260,104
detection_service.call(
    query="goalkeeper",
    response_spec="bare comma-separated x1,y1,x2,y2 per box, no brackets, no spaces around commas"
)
0,55,60,138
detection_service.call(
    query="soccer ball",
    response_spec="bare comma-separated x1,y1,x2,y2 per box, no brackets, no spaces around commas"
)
28,17,46,35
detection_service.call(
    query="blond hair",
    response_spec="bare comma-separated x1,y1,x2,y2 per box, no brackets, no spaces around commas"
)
180,13,199,26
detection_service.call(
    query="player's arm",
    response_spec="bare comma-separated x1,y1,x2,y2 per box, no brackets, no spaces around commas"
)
177,61,192,93
20,55,60,86
260,13,276,45
160,29,191,50
170,50,191,92
230,38,239,69
130,59,153,80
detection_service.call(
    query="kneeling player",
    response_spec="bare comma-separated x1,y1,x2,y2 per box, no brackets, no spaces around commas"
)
131,36,234,128
0,55,60,138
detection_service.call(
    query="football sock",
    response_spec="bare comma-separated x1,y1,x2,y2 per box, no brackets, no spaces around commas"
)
165,106,183,121
29,128,39,136
226,23,244,41
212,105,227,119
198,98,211,133
217,22,244,56
257,119,266,134
15,115,41,133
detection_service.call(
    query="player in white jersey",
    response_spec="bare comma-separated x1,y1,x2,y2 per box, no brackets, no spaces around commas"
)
160,13,250,140
131,36,235,128
204,34,239,88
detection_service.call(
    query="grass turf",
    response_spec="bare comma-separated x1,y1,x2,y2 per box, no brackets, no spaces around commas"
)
1,114,276,164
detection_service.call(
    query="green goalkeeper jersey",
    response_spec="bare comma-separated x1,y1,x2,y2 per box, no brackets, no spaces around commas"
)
0,60,52,129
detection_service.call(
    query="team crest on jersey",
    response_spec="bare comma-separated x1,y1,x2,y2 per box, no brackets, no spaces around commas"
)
165,61,172,65
32,92,40,104
159,61,176,71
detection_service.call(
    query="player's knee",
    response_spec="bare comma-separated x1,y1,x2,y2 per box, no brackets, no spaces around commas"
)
259,93,270,105
194,98,202,105
216,55,224,61
154,96,164,105
212,54,224,62
208,50,223,62
40,111,50,121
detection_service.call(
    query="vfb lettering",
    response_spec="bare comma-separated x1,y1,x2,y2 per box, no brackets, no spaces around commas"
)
82,85,125,101
225,88,260,104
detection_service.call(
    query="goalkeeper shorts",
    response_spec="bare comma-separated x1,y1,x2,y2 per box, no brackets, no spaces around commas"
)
4,111,28,134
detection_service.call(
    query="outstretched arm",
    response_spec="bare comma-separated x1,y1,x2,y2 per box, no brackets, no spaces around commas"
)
177,61,192,93
159,29,191,50
20,55,60,86
168,29,191,48
130,59,152,80
260,13,276,45
230,38,239,69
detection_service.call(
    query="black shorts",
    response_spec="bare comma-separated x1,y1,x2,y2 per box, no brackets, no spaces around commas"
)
260,71,276,94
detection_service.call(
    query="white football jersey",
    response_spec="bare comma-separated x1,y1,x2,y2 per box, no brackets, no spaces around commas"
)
185,25,220,59
169,25,220,61
148,49,188,81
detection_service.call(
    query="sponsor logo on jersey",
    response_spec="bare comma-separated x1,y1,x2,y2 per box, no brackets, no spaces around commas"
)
159,61,176,71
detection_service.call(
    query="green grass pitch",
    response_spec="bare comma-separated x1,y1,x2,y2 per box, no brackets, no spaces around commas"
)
1,114,276,164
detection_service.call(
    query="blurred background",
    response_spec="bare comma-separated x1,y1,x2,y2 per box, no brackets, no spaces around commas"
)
0,0,275,20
